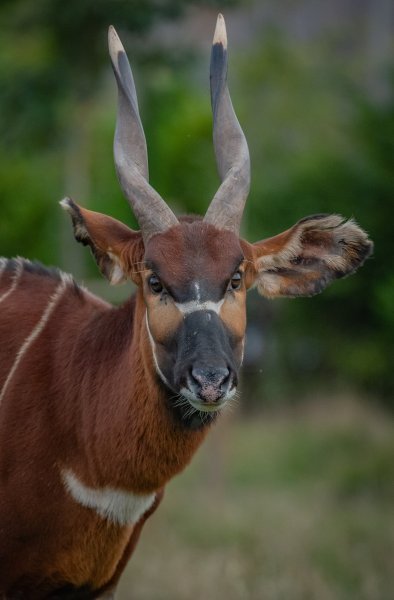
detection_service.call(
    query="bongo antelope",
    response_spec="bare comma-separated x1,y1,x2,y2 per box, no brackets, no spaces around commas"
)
0,14,372,599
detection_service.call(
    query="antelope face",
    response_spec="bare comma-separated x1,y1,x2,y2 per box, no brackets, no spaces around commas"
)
143,219,247,415
62,16,373,428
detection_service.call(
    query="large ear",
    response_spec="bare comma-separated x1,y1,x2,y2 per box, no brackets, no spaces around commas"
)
60,197,144,285
242,214,373,298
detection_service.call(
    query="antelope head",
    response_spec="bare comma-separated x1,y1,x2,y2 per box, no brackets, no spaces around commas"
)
62,15,372,425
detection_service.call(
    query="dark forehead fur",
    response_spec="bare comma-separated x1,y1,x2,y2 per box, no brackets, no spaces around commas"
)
144,217,243,294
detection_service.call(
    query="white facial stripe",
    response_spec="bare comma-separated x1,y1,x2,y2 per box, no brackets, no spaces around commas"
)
62,469,155,526
145,311,172,388
0,278,67,406
193,282,201,302
0,259,23,304
175,299,224,315
172,280,225,315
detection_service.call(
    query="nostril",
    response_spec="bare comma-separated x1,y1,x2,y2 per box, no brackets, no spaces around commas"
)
218,367,230,388
191,367,230,388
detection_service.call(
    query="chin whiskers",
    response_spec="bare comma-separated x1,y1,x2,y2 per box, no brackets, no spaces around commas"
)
223,390,240,415
170,393,199,420
169,391,230,425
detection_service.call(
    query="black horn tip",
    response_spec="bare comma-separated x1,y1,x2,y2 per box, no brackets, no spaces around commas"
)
211,40,227,72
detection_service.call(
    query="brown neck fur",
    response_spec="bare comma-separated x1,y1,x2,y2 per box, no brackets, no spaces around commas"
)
60,287,209,494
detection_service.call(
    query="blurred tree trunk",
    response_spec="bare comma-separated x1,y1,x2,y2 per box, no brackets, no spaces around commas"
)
366,0,393,102
60,100,92,278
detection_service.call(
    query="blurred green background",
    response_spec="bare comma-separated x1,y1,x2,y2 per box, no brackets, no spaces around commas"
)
0,1,393,598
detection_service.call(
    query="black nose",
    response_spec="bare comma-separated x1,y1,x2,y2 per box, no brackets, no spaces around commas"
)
191,367,229,388
190,367,231,403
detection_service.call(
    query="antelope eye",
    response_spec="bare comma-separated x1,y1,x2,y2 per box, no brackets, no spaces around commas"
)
148,274,163,294
230,271,242,291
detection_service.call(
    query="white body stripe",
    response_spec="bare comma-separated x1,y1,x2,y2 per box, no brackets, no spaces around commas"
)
63,469,155,526
0,259,23,304
175,298,224,315
0,258,6,281
145,312,172,388
0,278,67,405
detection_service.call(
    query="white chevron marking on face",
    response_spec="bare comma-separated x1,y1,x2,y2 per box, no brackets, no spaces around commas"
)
171,280,225,315
174,299,224,315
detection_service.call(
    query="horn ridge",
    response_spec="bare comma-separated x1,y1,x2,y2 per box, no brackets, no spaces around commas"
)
108,26,178,242
108,25,147,180
204,14,251,234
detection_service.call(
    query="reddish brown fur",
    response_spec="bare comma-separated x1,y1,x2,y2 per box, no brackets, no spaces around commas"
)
144,218,243,291
143,219,246,345
0,208,372,597
0,259,207,595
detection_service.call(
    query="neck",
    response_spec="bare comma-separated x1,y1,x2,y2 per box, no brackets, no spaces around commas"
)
66,289,210,494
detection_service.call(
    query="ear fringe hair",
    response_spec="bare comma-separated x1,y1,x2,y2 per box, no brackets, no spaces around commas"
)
256,215,372,275
253,215,373,298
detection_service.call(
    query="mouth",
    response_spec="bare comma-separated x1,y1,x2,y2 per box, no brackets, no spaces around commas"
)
179,386,236,413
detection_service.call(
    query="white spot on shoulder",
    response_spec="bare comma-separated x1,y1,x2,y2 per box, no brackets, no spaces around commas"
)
62,469,156,526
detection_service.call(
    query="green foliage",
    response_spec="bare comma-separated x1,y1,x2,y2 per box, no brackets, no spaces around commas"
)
0,150,60,263
235,35,394,403
0,2,392,404
0,0,234,149
144,73,218,213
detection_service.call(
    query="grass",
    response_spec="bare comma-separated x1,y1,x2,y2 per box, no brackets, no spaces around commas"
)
117,396,394,599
